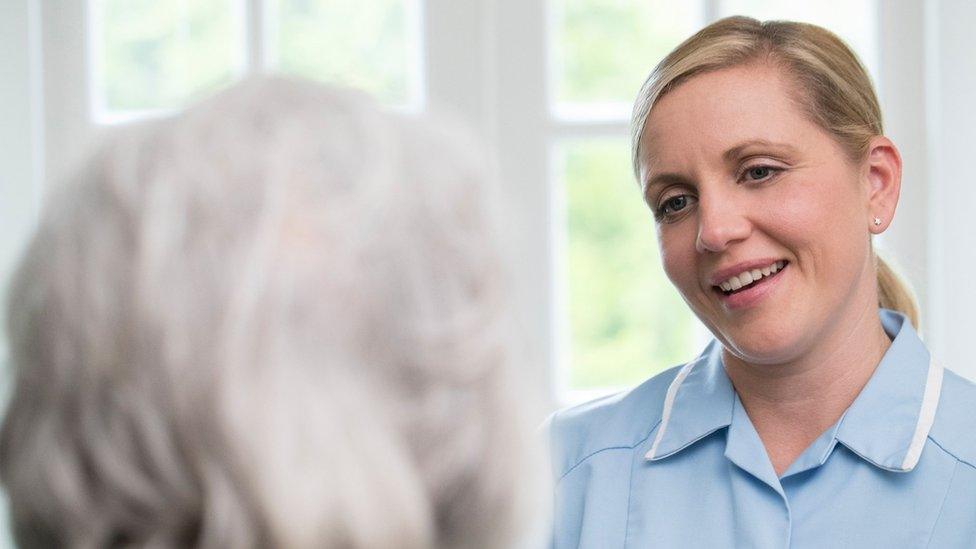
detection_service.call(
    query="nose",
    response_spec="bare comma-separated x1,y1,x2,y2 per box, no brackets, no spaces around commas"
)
695,195,752,253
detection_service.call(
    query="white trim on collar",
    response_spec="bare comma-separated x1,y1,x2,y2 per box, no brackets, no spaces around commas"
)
645,359,698,460
901,357,944,471
643,355,945,470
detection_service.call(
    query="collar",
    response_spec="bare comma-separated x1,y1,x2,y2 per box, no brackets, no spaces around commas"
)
834,309,943,471
645,339,735,460
645,309,943,473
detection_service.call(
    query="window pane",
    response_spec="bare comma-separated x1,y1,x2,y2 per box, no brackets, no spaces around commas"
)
718,0,879,81
95,0,237,115
273,0,419,106
558,139,696,390
551,0,702,118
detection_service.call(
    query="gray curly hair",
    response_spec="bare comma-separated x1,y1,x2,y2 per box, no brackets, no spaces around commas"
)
0,76,544,548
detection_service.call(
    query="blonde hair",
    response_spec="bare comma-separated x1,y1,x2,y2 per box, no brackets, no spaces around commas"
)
631,15,919,328
0,77,544,548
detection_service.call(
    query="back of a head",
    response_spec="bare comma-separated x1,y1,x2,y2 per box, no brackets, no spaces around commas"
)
0,77,543,548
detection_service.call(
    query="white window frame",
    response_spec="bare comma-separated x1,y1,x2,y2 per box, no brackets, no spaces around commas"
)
15,0,974,418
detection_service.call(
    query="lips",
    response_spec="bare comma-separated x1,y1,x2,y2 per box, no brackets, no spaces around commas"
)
711,260,790,310
717,260,787,294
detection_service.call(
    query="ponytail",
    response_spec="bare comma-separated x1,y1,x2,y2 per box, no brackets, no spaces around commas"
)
876,254,919,330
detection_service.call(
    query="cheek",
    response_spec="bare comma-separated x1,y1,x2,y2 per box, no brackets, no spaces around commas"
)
657,225,697,291
772,172,870,264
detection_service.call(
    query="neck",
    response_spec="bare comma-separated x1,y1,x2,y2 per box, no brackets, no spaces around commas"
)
722,304,892,475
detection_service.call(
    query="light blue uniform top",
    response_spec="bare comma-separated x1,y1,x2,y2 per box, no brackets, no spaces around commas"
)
547,310,976,548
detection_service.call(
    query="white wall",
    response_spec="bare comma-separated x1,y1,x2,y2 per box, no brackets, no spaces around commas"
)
0,1,35,545
0,0,39,315
873,0,976,381
879,0,928,321
926,0,976,379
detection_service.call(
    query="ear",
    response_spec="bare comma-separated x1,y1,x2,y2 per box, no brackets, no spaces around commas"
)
863,136,902,234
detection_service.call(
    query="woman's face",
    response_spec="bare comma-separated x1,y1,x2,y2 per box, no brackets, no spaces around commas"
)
638,63,881,365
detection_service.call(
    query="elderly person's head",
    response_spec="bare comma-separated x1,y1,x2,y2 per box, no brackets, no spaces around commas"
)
0,77,542,548
631,16,912,363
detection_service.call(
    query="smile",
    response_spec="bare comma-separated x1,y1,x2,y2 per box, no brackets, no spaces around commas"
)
717,260,787,294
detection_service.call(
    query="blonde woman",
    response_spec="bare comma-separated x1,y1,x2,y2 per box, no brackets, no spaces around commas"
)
548,16,976,547
0,77,544,548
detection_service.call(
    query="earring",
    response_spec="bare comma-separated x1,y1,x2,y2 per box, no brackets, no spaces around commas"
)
873,217,882,226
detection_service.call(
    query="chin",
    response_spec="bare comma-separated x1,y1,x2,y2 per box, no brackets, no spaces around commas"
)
716,322,808,366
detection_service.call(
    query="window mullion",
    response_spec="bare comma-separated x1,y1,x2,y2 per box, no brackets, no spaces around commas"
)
422,0,492,137
492,0,555,406
42,0,94,182
241,0,268,74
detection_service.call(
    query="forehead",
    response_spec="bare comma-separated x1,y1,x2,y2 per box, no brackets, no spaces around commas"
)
639,63,817,175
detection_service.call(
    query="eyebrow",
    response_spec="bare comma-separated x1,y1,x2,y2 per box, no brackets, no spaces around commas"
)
642,172,691,203
643,138,799,197
722,139,799,162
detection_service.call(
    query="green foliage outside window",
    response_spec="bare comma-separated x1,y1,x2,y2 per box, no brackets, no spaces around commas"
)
562,139,694,388
554,0,701,105
276,0,412,105
100,0,235,111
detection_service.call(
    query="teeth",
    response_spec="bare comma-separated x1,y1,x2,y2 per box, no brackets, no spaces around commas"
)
717,261,787,293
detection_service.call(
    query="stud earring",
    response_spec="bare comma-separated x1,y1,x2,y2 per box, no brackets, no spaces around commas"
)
873,217,882,226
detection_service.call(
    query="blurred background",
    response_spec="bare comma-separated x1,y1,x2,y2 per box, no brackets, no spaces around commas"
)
0,6,974,538
4,0,976,401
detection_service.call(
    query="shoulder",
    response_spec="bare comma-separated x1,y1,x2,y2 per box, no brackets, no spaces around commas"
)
545,364,683,480
928,368,976,469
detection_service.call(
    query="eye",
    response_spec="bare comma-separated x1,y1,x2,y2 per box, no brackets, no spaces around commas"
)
749,166,769,179
741,165,781,183
655,193,698,222
663,195,690,213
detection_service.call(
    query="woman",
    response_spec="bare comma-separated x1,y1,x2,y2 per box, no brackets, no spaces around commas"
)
548,16,976,547
0,77,545,548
